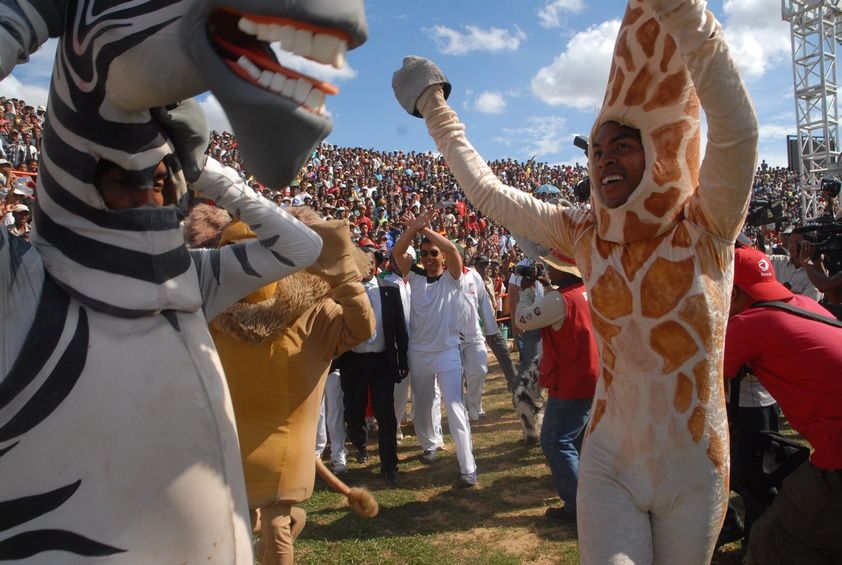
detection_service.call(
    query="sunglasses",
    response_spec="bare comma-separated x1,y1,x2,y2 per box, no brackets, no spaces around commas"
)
420,249,440,258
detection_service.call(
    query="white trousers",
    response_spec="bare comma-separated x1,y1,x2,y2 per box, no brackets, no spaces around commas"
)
316,369,346,467
460,340,489,419
409,348,476,474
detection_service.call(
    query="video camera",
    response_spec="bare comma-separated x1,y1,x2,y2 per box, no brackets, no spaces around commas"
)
515,261,544,279
745,199,787,228
793,219,842,275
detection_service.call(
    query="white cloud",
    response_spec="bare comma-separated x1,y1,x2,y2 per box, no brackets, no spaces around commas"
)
424,24,526,55
722,0,791,79
0,74,49,107
475,91,506,114
531,19,620,110
493,115,568,158
538,0,585,29
759,123,794,140
196,94,232,133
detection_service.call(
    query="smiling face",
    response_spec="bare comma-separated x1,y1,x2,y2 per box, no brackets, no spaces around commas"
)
592,121,646,209
420,240,444,277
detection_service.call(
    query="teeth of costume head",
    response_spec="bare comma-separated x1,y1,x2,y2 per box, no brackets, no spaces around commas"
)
236,16,349,69
237,56,261,80
234,60,325,115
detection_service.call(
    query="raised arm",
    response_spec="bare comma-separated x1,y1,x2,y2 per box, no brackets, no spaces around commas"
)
0,0,62,79
190,158,323,320
0,228,44,375
653,0,759,240
515,286,567,331
392,59,583,257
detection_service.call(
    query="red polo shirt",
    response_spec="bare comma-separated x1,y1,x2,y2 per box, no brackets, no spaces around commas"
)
538,282,599,400
724,294,842,470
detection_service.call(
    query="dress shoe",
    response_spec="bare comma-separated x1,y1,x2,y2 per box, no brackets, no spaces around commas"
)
355,448,368,464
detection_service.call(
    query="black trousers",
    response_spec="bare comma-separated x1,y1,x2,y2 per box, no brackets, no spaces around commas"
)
339,351,398,473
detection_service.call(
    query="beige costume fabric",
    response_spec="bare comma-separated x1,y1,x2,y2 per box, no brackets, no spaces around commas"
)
409,0,757,562
205,213,375,564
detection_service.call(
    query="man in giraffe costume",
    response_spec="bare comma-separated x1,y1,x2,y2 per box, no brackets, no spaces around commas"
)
392,0,758,562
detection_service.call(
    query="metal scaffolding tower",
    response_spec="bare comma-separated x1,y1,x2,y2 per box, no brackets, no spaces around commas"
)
782,0,842,221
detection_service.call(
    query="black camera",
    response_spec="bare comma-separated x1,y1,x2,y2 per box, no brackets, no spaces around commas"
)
516,262,543,279
821,177,841,198
793,220,842,275
746,199,787,228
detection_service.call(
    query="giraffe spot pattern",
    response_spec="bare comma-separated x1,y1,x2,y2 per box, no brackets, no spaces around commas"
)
660,34,677,73
686,127,701,188
641,256,695,318
623,211,661,241
591,266,633,320
650,320,698,373
679,293,713,351
616,29,635,73
673,372,693,413
603,367,615,391
688,405,706,443
595,236,613,260
608,67,626,107
636,18,660,58
624,63,654,107
598,207,612,234
591,311,622,344
622,4,644,27
621,231,667,281
643,70,688,112
707,427,727,470
644,186,682,218
671,221,692,248
684,91,701,119
693,359,711,404
589,398,607,434
651,120,692,186
694,239,725,279
602,344,616,370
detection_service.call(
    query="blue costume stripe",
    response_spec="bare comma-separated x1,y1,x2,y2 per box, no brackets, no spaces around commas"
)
0,481,81,532
39,160,182,232
0,276,70,411
34,206,191,284
0,529,125,559
0,308,88,442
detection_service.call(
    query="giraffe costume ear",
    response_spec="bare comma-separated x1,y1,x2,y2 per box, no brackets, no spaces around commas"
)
589,0,701,243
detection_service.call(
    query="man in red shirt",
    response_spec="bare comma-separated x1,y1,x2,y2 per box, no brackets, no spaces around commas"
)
724,246,842,564
515,250,598,522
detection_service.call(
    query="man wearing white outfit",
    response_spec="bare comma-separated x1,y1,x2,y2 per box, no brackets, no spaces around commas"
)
459,263,495,421
393,210,478,488
316,365,347,473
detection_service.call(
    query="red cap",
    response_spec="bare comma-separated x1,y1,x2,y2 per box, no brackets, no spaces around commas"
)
733,247,793,302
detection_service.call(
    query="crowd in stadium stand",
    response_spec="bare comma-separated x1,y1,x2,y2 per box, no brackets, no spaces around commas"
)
0,94,833,274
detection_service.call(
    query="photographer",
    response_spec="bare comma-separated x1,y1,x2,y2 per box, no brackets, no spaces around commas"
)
724,247,842,564
514,250,598,522
508,258,543,371
798,239,842,320
769,230,822,302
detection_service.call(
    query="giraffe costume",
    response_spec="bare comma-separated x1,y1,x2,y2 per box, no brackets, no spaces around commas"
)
392,0,758,562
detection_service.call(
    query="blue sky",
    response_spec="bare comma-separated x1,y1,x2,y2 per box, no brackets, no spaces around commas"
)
1,0,797,168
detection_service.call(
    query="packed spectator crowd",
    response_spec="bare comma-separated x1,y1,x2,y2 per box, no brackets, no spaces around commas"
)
1,93,836,288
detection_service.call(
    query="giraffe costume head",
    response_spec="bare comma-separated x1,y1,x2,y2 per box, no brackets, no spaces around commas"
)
588,0,701,244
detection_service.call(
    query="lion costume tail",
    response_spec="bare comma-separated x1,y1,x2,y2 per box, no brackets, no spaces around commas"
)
315,458,379,518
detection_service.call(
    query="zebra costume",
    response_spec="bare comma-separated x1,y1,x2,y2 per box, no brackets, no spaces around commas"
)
0,0,367,561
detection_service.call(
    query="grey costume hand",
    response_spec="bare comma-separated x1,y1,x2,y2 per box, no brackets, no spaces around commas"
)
391,56,451,117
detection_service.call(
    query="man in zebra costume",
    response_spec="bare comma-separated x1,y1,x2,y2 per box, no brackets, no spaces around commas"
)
0,0,367,562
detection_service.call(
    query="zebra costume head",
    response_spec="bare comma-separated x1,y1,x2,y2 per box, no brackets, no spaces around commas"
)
12,0,367,315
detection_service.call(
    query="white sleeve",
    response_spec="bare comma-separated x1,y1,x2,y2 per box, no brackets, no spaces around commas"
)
515,288,567,331
190,158,323,321
0,228,44,375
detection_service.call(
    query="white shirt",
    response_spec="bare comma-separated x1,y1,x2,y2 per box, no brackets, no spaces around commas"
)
770,254,822,302
460,268,498,340
383,272,411,333
352,279,386,354
407,268,463,353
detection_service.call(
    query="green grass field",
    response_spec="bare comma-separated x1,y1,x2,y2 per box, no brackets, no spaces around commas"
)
295,358,746,564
